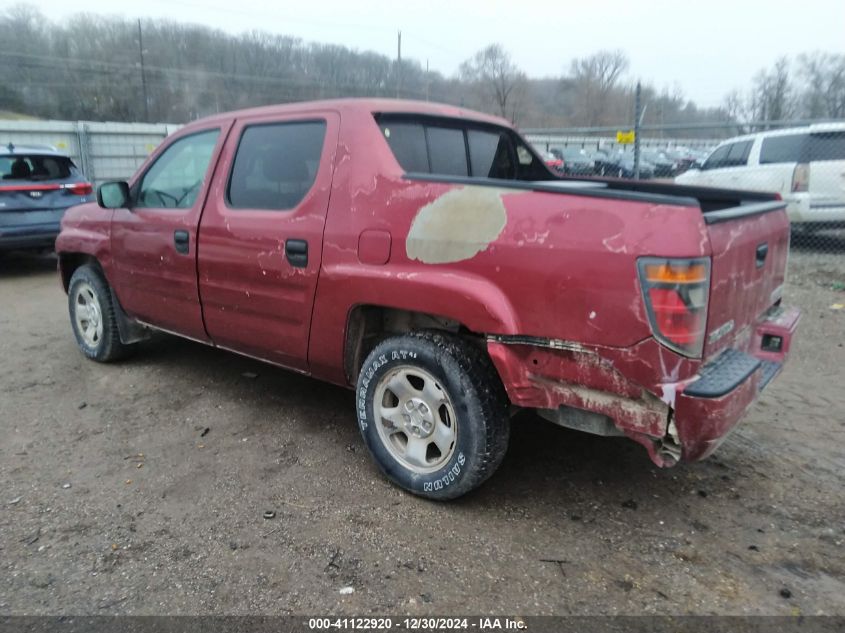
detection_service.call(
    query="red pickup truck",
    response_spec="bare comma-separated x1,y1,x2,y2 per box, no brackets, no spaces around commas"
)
56,99,799,500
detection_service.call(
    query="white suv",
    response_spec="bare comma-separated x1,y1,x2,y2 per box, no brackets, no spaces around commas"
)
675,123,845,226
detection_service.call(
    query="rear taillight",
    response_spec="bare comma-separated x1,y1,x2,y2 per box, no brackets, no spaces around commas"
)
638,257,711,358
62,182,93,196
791,163,809,192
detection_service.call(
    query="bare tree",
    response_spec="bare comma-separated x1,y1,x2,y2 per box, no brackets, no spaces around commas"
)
0,3,770,130
797,52,845,118
459,44,526,122
749,57,794,124
569,50,629,126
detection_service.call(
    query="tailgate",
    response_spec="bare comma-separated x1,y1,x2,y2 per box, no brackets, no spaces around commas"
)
703,202,790,359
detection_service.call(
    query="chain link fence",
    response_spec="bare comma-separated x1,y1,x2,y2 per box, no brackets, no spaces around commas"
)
525,120,845,255
0,119,179,187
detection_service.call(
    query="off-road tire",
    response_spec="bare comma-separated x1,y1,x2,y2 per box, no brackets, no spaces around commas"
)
356,331,510,500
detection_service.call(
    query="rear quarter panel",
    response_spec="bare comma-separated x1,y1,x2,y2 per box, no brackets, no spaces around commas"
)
308,108,712,385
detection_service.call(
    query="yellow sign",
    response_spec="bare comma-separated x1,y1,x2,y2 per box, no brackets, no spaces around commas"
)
616,130,636,144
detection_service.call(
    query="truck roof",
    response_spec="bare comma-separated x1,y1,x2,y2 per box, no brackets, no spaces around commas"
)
179,98,512,132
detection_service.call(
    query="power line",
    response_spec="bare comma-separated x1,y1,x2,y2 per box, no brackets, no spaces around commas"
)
2,51,433,98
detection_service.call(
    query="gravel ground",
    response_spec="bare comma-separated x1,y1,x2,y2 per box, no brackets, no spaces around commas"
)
0,249,843,616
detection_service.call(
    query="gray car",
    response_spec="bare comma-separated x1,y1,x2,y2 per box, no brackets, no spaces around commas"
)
0,144,93,251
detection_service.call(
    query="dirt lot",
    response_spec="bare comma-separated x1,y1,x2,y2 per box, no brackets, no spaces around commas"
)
0,248,843,616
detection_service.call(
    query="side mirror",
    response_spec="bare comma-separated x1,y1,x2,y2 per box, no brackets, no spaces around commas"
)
97,181,130,209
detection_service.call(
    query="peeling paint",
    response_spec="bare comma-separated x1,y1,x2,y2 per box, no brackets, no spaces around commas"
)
406,186,510,264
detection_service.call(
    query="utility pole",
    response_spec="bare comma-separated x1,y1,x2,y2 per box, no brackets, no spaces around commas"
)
137,19,149,122
396,30,402,99
425,59,430,102
633,81,642,179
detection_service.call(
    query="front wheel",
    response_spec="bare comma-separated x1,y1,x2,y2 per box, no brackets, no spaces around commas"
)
68,264,133,362
356,331,510,500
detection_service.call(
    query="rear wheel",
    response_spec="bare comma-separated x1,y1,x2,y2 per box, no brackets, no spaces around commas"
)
68,265,133,362
356,331,510,500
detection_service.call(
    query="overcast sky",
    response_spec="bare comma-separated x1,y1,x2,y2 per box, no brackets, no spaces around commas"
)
31,0,845,108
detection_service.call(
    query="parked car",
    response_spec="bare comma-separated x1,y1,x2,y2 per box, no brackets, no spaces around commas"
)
661,147,700,174
0,144,93,251
616,151,655,179
675,124,845,226
541,150,564,174
590,149,654,179
56,99,799,500
641,149,677,178
557,147,595,176
590,149,615,176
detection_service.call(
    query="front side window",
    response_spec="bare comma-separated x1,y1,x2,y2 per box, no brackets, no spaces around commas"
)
703,144,730,169
227,121,326,211
725,140,752,166
137,130,219,209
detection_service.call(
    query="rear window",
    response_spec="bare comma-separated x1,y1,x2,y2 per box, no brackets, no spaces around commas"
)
760,134,808,164
377,115,542,181
808,131,845,161
0,154,73,181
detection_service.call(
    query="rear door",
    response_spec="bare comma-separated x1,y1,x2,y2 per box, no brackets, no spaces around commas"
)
197,111,338,371
110,126,229,341
756,133,806,195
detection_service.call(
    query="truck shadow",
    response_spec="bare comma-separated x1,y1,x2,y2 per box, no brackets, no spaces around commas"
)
0,251,57,278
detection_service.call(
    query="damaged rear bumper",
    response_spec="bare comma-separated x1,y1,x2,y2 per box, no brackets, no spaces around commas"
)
487,305,800,467
672,305,800,461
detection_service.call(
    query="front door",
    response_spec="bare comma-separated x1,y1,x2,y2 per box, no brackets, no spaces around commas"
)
197,112,338,371
110,126,230,341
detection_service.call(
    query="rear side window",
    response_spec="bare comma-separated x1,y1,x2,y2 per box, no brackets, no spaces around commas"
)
378,116,544,180
808,132,845,161
227,120,326,211
760,134,808,164
468,130,515,179
0,154,73,181
426,126,468,177
381,122,428,172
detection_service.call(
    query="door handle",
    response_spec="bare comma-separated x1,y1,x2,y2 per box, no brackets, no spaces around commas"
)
285,239,308,268
756,242,768,268
174,230,190,254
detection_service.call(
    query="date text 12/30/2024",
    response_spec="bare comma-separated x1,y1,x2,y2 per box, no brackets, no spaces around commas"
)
308,617,528,631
